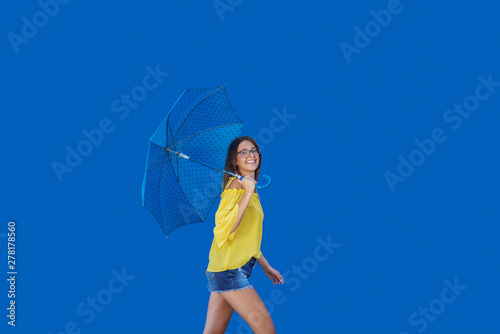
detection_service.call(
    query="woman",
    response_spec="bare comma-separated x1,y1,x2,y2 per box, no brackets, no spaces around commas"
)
203,136,283,334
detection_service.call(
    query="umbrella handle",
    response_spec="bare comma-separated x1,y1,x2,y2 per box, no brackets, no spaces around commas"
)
236,173,272,189
256,174,272,189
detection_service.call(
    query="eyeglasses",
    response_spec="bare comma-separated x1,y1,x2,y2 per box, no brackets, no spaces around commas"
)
237,148,260,158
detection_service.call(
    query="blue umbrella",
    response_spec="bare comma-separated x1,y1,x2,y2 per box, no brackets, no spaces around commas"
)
141,85,271,237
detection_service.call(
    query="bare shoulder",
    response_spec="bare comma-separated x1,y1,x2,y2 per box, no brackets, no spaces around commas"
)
227,178,243,190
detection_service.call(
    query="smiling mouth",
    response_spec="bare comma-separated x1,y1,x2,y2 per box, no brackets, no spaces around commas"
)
246,160,256,164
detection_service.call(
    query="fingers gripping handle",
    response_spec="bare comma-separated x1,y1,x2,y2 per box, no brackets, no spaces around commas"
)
236,174,272,189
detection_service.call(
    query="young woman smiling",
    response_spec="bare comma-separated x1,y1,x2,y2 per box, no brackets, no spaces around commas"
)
204,136,283,334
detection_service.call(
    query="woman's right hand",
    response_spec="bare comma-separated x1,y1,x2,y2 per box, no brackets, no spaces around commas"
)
236,174,256,195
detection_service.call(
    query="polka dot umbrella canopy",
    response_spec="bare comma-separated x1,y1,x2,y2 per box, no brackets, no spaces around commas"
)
141,85,271,238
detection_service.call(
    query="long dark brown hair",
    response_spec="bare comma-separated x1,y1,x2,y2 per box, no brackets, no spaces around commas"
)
222,136,261,190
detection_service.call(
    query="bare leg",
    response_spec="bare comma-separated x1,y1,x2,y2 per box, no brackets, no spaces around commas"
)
220,286,276,334
203,291,234,334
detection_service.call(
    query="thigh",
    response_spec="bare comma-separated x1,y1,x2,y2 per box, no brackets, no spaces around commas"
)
220,286,275,333
203,291,234,334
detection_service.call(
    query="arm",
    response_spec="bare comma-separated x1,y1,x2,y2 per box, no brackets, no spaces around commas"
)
227,178,253,235
256,253,271,271
229,192,252,234
213,179,253,248
257,253,284,285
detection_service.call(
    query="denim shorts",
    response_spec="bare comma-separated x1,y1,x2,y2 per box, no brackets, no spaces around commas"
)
206,257,257,293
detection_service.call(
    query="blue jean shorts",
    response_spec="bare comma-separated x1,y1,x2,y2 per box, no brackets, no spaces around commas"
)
206,257,257,293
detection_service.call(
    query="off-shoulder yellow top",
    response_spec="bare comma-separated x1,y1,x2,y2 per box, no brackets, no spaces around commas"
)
206,176,263,273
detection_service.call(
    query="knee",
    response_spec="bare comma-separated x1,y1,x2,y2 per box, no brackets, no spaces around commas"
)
253,319,275,334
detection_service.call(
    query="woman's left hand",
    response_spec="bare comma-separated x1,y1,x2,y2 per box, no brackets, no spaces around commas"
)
263,267,284,285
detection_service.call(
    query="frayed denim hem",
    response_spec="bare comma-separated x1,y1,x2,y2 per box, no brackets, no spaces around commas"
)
211,285,254,294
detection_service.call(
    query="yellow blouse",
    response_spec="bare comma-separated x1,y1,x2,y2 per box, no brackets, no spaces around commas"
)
206,176,263,273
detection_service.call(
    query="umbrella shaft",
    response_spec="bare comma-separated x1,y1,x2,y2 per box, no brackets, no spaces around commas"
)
167,148,189,159
165,148,271,189
166,148,238,178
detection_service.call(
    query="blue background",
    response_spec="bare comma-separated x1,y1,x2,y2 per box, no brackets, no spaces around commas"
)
2,1,499,333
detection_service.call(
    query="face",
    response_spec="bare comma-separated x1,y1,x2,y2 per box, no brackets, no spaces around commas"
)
236,140,260,174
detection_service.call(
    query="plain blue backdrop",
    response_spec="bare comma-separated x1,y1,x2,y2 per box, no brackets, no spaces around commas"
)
1,1,499,333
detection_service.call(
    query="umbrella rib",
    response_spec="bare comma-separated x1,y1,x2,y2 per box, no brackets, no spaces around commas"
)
165,150,206,223
167,115,182,174
156,153,168,230
150,144,206,224
147,143,175,173
156,123,242,177
146,116,179,173
171,122,244,149
171,85,227,140
164,88,187,145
